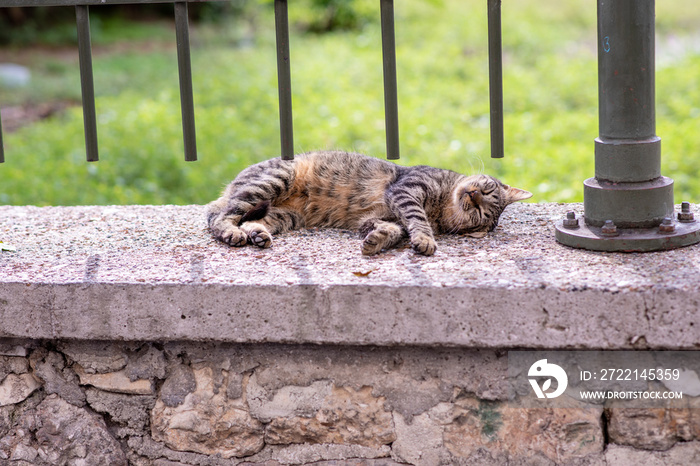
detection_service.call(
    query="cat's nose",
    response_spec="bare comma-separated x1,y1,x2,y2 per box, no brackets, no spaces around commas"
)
467,189,483,204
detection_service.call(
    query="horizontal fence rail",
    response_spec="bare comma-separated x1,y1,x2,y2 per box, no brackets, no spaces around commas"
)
0,0,505,163
0,0,224,5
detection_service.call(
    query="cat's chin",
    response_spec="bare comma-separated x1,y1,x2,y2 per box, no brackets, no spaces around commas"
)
464,231,488,238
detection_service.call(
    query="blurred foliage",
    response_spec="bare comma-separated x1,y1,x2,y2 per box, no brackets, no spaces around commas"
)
287,0,378,33
0,0,377,46
0,3,251,46
1,0,699,206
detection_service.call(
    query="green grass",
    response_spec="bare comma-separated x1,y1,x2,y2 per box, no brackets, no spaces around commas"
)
1,0,699,206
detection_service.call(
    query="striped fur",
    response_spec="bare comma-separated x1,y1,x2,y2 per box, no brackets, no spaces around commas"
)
207,151,531,255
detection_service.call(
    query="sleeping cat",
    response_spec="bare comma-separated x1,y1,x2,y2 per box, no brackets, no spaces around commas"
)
207,151,532,256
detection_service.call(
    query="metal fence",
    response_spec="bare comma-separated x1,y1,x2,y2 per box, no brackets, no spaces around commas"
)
0,0,506,164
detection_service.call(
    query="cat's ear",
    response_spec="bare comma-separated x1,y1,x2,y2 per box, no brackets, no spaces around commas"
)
503,185,533,205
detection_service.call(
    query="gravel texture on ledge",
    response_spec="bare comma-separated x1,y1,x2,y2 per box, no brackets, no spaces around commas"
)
1,203,698,291
0,204,700,290
1,203,699,348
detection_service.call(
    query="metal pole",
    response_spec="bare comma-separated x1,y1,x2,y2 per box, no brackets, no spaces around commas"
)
380,0,400,160
487,0,504,159
76,5,99,162
175,2,197,162
585,0,670,229
555,0,700,252
274,0,294,161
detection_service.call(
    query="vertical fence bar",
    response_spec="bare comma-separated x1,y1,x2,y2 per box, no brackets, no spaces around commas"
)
274,0,294,161
75,5,98,162
487,0,504,159
174,2,197,162
380,0,400,160
0,110,4,163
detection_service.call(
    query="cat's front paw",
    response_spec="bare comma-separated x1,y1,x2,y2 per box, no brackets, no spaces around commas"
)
361,231,385,256
241,222,273,248
220,227,248,247
411,233,437,256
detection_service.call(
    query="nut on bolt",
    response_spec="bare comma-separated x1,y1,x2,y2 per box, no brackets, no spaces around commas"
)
658,217,675,233
678,202,696,223
601,220,619,237
563,211,579,229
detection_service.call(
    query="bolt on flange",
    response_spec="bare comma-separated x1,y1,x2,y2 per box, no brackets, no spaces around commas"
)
658,217,676,233
678,202,696,223
601,220,619,236
563,211,579,229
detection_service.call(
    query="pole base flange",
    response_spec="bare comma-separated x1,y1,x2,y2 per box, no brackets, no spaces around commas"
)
555,218,700,252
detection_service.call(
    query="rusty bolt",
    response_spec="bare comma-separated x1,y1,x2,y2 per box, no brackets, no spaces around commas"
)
601,220,619,236
677,202,695,223
563,211,579,229
659,217,675,233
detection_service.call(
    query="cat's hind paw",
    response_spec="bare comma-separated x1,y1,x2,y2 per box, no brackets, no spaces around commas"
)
241,222,273,248
411,233,437,256
249,230,272,248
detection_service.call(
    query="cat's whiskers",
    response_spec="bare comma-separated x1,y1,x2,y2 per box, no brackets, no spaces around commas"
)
446,206,469,235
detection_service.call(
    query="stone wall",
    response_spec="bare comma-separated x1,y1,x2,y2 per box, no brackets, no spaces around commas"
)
3,205,700,464
1,338,699,465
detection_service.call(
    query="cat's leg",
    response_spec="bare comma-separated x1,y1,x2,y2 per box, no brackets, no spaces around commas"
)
240,207,304,249
207,159,295,247
386,191,437,256
359,218,406,255
207,196,249,246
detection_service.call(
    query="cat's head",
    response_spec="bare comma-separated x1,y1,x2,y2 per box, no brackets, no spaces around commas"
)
449,175,532,237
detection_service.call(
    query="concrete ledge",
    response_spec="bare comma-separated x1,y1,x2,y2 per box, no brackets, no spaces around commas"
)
1,203,699,349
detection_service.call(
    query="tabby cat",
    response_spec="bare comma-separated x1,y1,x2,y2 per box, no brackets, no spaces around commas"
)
207,151,531,256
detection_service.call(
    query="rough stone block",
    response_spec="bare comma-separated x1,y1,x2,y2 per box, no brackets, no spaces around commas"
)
606,399,700,450
0,373,41,407
605,441,700,465
2,393,129,465
10,443,38,462
126,344,168,382
159,363,197,408
58,341,129,374
75,364,153,395
29,349,86,407
0,355,30,383
248,378,334,422
264,385,396,448
391,405,449,466
443,396,604,464
85,387,156,437
256,444,394,466
151,366,264,458
0,340,29,358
